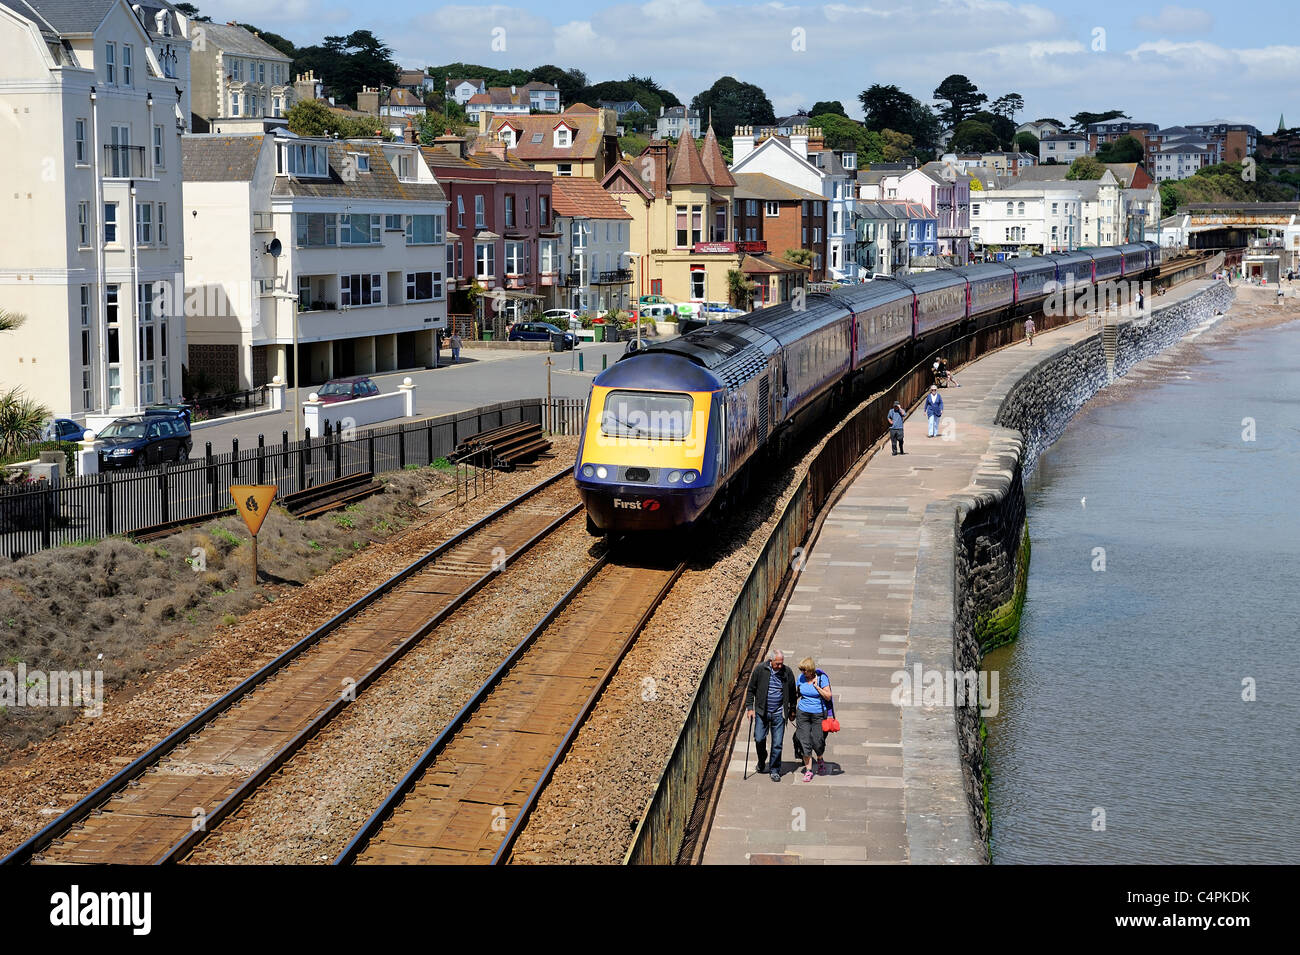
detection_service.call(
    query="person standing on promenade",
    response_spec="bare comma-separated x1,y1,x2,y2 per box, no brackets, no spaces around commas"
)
794,658,833,780
745,651,796,781
450,331,463,364
924,385,943,438
1025,316,1036,344
888,402,906,455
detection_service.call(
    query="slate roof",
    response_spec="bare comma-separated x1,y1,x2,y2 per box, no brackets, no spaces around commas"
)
668,128,710,186
181,134,266,182
732,172,822,203
398,69,428,87
1041,133,1088,142
383,88,425,108
272,141,445,201
550,177,631,220
198,22,291,60
4,0,116,34
700,126,735,187
420,144,537,175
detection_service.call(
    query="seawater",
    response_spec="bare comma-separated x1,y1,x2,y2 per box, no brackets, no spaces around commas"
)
985,317,1300,864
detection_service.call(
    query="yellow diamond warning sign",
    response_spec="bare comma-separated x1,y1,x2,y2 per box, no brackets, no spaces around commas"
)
230,484,277,536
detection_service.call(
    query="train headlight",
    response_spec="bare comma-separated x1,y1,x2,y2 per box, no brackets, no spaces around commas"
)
683,470,698,484
668,470,681,483
581,465,594,478
595,466,608,479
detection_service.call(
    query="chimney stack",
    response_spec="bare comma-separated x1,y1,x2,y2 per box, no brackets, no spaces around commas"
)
357,86,380,116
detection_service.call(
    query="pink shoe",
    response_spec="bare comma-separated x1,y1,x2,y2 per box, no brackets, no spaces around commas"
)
802,769,814,782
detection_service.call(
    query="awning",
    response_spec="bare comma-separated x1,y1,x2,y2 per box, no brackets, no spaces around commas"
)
475,230,502,240
496,289,545,300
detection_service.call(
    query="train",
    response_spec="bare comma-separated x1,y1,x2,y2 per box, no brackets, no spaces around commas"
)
575,242,1160,534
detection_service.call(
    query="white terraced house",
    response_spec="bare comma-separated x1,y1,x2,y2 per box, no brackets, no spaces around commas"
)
0,0,189,420
182,133,449,391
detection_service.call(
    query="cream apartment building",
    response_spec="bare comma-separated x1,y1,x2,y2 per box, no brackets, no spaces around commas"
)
189,21,294,128
0,0,188,419
182,133,449,390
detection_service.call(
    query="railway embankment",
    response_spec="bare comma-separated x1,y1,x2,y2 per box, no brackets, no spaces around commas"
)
929,278,1235,850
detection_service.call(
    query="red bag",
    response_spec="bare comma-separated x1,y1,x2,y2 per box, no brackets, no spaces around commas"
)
822,717,840,733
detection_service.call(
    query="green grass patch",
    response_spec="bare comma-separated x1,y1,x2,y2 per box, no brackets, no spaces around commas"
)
211,527,243,548
430,457,455,472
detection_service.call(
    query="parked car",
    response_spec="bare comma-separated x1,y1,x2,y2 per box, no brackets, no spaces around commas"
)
144,403,193,428
96,415,192,469
543,308,582,331
41,418,85,443
637,294,671,306
508,321,577,349
636,303,678,322
702,301,744,316
316,376,379,404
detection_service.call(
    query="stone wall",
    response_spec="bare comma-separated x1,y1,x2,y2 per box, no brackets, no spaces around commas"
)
942,280,1234,851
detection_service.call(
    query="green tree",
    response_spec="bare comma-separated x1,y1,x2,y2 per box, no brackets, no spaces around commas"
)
990,93,1024,120
880,128,915,161
810,100,847,117
933,74,987,129
949,120,1000,152
295,30,399,108
285,98,390,139
968,109,1016,149
173,2,210,21
1013,131,1039,154
727,269,757,310
237,24,295,58
413,109,470,144
1158,180,1181,216
1065,155,1106,180
622,108,652,133
1096,134,1145,164
783,248,813,267
812,113,883,161
530,64,588,105
690,76,775,138
1069,109,1128,133
860,84,915,132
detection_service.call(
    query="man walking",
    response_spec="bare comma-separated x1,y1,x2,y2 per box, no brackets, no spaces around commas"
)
924,385,943,438
887,401,906,455
450,331,463,364
745,651,796,781
1024,316,1036,345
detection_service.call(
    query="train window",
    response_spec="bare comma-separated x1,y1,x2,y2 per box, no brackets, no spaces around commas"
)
600,390,693,440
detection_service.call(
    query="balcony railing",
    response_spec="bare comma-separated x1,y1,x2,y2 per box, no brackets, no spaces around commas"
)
561,271,583,287
104,144,147,179
593,268,633,285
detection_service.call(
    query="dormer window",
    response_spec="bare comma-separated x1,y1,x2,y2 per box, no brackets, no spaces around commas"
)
554,124,573,148
277,142,330,178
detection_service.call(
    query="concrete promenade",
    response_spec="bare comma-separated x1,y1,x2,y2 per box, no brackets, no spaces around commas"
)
701,281,1218,865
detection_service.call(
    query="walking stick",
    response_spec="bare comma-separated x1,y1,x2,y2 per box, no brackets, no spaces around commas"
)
744,714,753,780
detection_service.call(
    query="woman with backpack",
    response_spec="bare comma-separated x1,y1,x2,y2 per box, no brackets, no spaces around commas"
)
794,658,834,781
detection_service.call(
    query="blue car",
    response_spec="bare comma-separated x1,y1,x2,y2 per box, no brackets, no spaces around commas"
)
508,321,577,349
96,415,192,469
41,418,85,443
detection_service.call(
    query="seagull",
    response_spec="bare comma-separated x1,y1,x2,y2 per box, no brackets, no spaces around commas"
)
1081,497,1086,508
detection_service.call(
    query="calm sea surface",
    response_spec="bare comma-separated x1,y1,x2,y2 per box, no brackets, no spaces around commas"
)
984,317,1300,864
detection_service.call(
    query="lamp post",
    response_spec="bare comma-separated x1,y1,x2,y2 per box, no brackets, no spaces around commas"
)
624,251,642,347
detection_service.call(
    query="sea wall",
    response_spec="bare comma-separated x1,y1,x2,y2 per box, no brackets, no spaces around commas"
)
930,280,1235,852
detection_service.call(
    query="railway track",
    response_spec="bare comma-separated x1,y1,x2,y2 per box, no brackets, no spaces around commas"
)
337,553,686,865
2,470,581,866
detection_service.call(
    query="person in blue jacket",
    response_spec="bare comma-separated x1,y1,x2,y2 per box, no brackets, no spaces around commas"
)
794,658,833,781
924,385,943,438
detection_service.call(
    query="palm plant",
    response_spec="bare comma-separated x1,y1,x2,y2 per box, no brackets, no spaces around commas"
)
0,309,51,455
0,387,48,456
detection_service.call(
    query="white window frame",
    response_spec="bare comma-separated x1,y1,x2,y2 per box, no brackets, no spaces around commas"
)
135,201,153,245
104,202,119,244
405,270,443,302
765,201,779,218
153,125,164,168
157,201,167,246
122,44,133,86
474,194,486,229
339,272,383,307
74,119,87,164
77,201,90,247
475,241,495,278
105,42,116,85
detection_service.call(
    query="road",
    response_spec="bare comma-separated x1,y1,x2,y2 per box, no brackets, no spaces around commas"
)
190,340,637,453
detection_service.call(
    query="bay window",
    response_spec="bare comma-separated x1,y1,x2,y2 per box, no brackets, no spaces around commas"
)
505,240,525,275
475,242,495,278
340,213,380,245
405,214,443,245
295,212,336,247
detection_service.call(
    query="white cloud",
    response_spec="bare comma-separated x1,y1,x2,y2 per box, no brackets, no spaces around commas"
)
1134,5,1214,34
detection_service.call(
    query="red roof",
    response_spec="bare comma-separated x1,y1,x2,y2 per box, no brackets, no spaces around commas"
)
668,128,711,186
700,126,735,187
551,177,631,220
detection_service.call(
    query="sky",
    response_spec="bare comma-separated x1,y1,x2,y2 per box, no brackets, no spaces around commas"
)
197,0,1296,132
